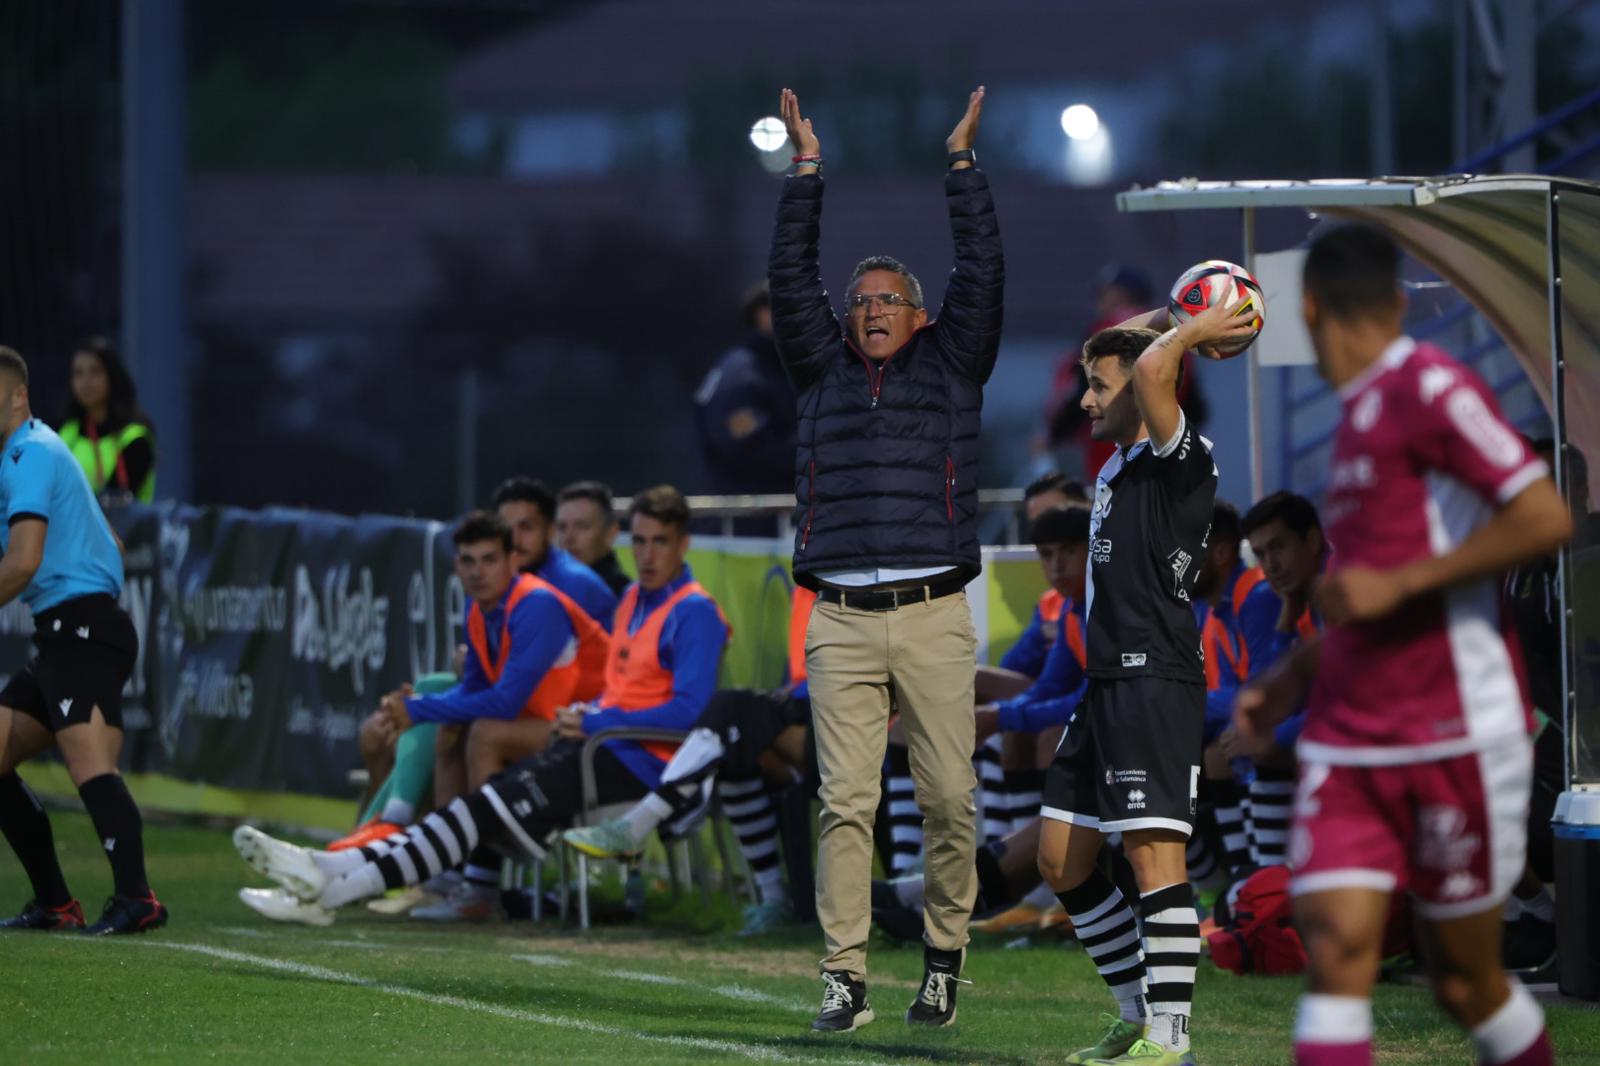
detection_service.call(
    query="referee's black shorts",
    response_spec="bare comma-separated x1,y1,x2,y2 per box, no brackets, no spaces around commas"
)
1041,675,1204,836
1,594,137,733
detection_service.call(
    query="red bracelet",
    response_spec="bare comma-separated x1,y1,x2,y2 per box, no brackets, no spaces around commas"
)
791,154,822,163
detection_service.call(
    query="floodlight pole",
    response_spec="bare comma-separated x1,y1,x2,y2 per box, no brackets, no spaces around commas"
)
1242,206,1264,501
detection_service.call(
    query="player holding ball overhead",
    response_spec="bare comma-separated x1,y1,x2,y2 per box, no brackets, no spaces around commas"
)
1034,278,1257,1065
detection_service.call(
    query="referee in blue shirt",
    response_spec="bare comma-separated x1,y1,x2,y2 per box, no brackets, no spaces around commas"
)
0,347,165,935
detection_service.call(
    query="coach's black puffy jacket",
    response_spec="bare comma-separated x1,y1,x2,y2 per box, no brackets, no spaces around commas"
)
768,168,1003,589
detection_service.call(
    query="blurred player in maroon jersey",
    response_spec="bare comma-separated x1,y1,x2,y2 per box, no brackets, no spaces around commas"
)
1235,225,1570,1066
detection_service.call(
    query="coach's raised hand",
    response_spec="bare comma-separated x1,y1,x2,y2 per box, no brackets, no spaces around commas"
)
946,86,985,166
779,88,820,169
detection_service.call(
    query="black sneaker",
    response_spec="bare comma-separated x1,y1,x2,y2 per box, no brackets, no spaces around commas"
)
905,945,967,1027
82,893,169,936
0,898,85,931
812,971,874,1032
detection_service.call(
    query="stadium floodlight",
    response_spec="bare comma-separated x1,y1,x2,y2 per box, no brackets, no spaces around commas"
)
749,116,788,153
1060,104,1100,142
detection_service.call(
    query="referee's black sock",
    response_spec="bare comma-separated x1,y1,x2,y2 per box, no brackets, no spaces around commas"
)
0,771,73,907
77,773,150,899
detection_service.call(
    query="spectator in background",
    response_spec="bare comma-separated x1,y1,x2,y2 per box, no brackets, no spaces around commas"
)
556,480,630,598
1035,266,1207,484
694,282,797,497
59,338,157,503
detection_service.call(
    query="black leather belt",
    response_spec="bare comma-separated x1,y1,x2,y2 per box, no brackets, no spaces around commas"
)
815,573,967,612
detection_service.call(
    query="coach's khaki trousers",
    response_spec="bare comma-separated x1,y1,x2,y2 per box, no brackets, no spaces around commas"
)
807,590,978,979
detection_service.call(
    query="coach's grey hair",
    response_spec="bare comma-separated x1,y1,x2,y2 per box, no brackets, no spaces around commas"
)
848,255,924,309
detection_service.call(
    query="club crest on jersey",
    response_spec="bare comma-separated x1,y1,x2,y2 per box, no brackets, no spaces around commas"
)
1352,389,1382,432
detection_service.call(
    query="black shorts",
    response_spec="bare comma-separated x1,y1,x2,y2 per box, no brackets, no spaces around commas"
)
1041,675,1204,836
479,740,649,858
1,595,137,733
696,688,812,778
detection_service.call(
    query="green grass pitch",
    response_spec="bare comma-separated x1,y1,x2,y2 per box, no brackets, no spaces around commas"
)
3,810,1598,1064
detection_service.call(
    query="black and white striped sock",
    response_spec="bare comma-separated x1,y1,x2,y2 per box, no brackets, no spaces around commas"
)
318,795,487,910
1249,768,1296,866
884,745,922,875
718,778,786,905
1059,870,1150,1025
975,734,1008,843
1005,767,1043,834
1140,882,1200,1053
1211,778,1252,875
1185,829,1218,885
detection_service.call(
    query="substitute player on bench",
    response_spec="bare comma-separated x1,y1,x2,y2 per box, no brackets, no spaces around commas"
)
1034,300,1254,1065
1236,225,1569,1066
0,346,165,935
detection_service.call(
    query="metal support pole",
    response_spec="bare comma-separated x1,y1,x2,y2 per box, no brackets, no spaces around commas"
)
1369,0,1394,176
1502,0,1538,171
1545,189,1575,787
122,0,190,501
1242,206,1264,502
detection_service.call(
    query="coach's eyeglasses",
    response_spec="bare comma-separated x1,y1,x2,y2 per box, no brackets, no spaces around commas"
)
847,292,920,313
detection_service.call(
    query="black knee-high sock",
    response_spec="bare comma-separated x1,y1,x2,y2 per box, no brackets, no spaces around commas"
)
1210,777,1251,875
884,745,922,875
77,773,149,898
1249,767,1296,866
0,772,72,906
1059,870,1150,1025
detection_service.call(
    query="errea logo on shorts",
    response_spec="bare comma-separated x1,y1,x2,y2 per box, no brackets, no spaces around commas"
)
1121,653,1147,668
1127,789,1147,809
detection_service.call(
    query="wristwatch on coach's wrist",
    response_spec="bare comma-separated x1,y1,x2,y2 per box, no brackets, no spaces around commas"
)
947,149,976,166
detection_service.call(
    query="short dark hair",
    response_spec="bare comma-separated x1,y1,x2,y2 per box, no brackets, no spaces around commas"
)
1029,505,1091,547
1303,223,1402,321
453,509,512,553
1023,471,1089,506
492,476,555,521
1082,326,1181,391
629,484,691,534
1210,499,1242,553
848,255,923,309
0,346,27,387
741,281,770,327
558,480,618,523
1241,491,1323,539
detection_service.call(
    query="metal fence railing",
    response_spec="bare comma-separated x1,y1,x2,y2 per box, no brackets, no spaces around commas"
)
614,488,1031,544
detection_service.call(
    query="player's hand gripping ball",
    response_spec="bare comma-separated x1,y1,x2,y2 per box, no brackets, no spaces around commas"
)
1168,259,1265,357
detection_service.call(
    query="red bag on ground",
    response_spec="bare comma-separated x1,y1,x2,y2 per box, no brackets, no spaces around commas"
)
1207,866,1308,976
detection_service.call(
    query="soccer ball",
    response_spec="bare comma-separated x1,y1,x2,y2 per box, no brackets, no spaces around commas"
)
1167,259,1265,357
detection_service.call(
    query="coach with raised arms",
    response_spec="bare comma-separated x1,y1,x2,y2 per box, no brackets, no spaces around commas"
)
769,85,1001,1032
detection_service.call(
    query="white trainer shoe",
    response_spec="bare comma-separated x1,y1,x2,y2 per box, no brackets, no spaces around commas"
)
238,886,334,927
409,879,500,922
233,826,328,903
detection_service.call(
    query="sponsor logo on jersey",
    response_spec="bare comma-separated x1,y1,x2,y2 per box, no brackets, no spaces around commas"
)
1091,537,1113,564
1168,548,1194,600
1419,365,1456,404
1127,789,1147,809
1329,455,1376,491
1121,652,1147,668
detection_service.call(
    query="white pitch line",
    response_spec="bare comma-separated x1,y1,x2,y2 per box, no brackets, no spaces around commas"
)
151,943,853,1063
598,969,811,1012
